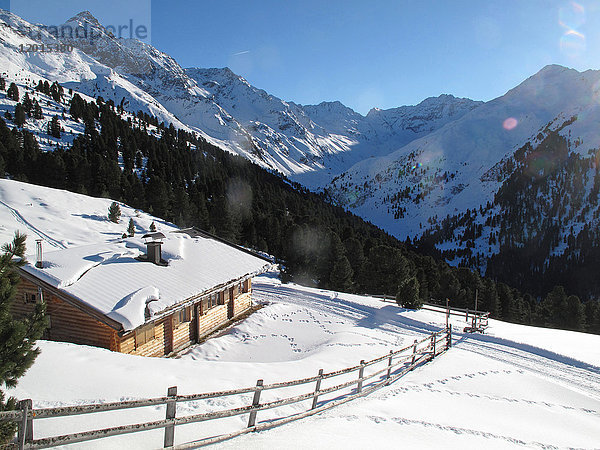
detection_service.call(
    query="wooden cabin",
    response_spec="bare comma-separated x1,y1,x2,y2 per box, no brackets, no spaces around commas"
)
13,229,271,357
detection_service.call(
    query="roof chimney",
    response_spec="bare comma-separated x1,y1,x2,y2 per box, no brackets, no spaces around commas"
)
35,239,43,268
141,232,167,266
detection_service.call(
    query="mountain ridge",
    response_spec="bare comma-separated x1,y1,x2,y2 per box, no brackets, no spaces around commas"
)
3,9,600,301
0,9,483,186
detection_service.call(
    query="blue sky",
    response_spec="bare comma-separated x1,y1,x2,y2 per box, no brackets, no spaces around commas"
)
5,0,600,114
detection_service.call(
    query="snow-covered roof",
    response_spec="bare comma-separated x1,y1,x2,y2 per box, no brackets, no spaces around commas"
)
21,232,271,331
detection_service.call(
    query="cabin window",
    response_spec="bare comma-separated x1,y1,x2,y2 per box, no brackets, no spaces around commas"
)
218,291,225,305
173,307,191,326
135,323,155,348
200,293,219,315
23,292,38,304
243,279,250,293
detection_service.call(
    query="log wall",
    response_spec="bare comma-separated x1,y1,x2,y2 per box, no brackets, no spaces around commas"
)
172,314,195,353
119,318,172,358
233,292,252,316
198,304,229,337
14,278,118,351
16,274,257,358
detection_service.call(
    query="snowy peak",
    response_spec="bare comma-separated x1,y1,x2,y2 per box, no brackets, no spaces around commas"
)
327,64,600,248
188,67,250,87
61,11,155,76
65,10,104,30
365,94,483,134
300,101,364,135
304,100,360,117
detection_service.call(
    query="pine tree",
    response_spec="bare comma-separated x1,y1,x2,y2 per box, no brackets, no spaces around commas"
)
22,93,33,117
544,286,568,327
69,94,85,121
14,104,26,128
48,116,61,138
396,276,422,309
329,255,353,292
108,202,121,223
32,101,43,120
149,221,157,232
49,81,63,103
565,295,585,331
0,232,47,443
343,237,364,278
6,83,19,102
127,218,135,237
0,77,5,91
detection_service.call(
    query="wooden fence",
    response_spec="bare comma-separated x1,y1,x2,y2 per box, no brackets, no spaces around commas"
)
375,294,489,331
422,302,489,328
0,326,451,449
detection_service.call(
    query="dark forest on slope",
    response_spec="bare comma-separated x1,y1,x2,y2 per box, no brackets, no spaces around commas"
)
1,76,598,334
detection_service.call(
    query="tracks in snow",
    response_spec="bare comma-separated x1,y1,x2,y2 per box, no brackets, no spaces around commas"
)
453,333,600,400
0,199,67,249
256,280,600,400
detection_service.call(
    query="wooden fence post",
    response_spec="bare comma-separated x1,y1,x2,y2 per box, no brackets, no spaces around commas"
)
447,324,452,349
386,350,393,382
17,399,32,450
431,333,436,357
164,386,177,448
411,339,418,366
357,360,366,393
247,379,263,428
311,369,324,409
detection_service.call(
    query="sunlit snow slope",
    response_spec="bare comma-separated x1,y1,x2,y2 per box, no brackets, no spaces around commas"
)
1,178,599,450
7,274,600,449
0,178,177,255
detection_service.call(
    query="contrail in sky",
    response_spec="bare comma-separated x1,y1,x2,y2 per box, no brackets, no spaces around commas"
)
233,50,250,56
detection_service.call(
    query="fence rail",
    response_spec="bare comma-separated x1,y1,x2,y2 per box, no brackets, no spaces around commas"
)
373,293,489,331
1,326,452,449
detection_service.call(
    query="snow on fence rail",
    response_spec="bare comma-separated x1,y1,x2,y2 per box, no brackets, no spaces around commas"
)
0,327,452,449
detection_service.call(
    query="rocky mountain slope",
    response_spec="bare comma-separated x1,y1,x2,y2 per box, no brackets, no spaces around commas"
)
327,65,600,237
0,9,481,186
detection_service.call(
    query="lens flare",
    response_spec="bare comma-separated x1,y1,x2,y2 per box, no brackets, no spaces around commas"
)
559,2,585,30
503,117,518,130
559,2,586,58
592,79,600,104
560,29,586,57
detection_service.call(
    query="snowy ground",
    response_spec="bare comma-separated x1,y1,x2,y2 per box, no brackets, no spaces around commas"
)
0,178,177,255
7,273,600,449
1,180,599,449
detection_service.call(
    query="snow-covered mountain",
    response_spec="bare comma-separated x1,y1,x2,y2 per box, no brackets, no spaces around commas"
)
0,9,482,186
4,9,600,297
328,65,600,237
